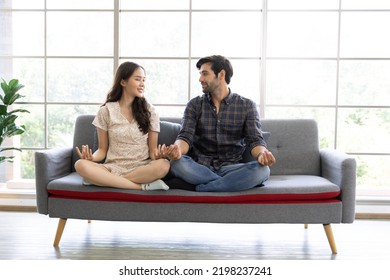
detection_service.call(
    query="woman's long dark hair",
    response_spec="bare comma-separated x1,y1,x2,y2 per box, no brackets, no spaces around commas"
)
104,62,151,134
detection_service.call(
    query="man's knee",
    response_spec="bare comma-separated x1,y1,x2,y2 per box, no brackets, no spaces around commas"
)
247,161,270,183
170,156,190,172
257,165,270,181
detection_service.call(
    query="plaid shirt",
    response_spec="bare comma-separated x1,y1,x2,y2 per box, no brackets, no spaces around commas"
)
177,91,267,170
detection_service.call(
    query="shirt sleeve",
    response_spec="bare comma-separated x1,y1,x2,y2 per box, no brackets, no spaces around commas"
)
92,105,109,131
177,97,200,148
149,104,160,132
244,99,267,151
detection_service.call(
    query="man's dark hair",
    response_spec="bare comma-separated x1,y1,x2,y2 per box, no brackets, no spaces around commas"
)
196,55,233,84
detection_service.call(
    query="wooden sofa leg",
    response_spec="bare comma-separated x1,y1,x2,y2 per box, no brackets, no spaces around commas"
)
53,218,67,247
323,224,337,254
304,224,308,229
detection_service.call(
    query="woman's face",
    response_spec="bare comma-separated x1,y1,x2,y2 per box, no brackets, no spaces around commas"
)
121,67,146,98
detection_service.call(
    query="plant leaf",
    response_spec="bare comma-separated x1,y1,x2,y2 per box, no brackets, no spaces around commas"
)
8,93,24,105
8,108,30,114
0,147,22,152
4,92,16,105
8,79,19,89
4,115,18,127
0,104,6,115
6,127,26,137
0,79,9,94
10,84,24,95
0,156,15,163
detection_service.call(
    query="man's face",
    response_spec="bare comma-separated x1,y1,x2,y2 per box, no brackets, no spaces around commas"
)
198,63,219,94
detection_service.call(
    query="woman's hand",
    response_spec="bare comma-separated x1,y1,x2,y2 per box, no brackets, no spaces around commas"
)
153,144,167,160
75,144,94,161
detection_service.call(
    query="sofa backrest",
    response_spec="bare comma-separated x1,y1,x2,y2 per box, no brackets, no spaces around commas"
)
261,119,320,176
158,117,321,176
71,116,183,171
72,116,320,176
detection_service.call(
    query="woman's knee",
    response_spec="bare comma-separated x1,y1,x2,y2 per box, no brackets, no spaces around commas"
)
74,159,84,173
154,159,170,177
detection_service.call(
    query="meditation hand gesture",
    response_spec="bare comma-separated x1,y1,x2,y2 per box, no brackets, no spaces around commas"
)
257,150,276,167
75,144,94,161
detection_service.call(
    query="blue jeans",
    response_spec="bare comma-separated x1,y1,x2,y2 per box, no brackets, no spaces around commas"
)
169,155,270,192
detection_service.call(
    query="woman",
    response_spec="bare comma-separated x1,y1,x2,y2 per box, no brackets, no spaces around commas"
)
74,62,170,190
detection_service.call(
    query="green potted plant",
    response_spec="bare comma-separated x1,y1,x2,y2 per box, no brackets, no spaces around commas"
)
0,78,29,163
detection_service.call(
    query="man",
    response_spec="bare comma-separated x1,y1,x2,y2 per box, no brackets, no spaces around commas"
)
165,55,275,192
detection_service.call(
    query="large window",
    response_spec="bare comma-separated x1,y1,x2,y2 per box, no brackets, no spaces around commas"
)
265,0,390,195
0,0,389,197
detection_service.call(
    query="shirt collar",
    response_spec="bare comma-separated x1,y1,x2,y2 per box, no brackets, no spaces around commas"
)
206,88,233,105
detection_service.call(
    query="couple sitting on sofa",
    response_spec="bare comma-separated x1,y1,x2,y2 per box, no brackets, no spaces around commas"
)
74,55,276,192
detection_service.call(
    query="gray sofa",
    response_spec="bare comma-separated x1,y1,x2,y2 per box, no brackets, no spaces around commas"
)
35,115,356,254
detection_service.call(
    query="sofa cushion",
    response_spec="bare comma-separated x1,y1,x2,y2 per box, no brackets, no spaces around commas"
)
47,173,341,204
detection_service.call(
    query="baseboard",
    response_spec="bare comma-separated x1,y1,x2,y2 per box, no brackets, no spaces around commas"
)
355,213,390,219
0,205,37,212
0,187,36,209
355,196,390,217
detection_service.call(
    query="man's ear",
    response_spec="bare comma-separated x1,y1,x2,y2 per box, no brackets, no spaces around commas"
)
218,69,226,81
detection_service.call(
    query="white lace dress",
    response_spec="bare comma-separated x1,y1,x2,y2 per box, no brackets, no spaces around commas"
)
92,101,160,176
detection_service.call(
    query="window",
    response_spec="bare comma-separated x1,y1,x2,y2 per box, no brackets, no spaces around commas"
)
0,0,389,198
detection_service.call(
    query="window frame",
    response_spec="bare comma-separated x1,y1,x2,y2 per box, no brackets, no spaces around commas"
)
0,0,389,199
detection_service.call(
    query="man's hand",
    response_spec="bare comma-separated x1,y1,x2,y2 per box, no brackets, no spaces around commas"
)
258,150,276,166
166,144,182,160
154,144,182,160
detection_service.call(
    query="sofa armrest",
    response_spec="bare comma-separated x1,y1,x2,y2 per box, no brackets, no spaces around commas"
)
35,147,73,214
320,148,357,223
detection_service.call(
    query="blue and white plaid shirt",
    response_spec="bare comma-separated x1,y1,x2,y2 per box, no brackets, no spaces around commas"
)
177,90,267,170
